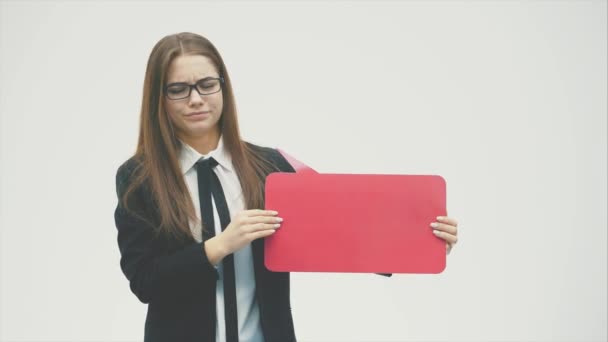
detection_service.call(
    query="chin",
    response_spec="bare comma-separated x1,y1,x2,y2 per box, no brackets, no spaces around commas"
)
186,122,220,136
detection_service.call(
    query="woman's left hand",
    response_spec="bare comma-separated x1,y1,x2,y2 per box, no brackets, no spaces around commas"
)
430,216,459,255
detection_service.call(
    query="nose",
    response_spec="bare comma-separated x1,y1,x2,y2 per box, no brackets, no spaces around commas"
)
187,88,205,106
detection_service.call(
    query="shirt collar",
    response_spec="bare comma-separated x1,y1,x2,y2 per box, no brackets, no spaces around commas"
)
178,135,233,174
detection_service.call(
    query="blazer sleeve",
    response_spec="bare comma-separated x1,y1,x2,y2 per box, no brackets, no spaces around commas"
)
114,160,219,304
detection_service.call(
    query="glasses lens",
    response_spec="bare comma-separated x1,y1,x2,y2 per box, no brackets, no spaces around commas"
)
166,85,189,99
196,79,221,95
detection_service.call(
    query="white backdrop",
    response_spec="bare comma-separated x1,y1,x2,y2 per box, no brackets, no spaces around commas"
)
0,1,606,341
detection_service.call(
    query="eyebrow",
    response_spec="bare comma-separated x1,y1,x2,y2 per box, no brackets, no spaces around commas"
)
166,76,219,85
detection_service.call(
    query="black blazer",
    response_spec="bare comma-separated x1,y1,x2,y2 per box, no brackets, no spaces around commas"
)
114,143,297,342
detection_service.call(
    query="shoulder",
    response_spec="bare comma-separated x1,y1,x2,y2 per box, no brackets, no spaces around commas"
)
115,155,145,197
244,141,296,173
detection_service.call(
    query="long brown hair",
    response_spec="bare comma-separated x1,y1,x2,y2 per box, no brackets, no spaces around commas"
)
121,32,277,243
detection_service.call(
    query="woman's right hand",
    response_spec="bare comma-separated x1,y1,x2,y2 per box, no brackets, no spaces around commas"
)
216,209,282,256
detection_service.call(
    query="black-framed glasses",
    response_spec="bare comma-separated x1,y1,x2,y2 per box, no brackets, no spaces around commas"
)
163,77,224,100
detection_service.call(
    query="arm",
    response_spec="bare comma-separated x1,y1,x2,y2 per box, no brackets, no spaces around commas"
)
114,162,219,304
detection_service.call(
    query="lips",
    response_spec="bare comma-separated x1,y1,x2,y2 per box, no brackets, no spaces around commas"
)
187,111,210,116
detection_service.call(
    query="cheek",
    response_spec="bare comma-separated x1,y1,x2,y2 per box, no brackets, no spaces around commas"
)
212,95,224,113
164,101,179,116
164,104,182,126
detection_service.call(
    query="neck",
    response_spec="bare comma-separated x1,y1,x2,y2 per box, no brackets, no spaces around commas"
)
180,129,221,155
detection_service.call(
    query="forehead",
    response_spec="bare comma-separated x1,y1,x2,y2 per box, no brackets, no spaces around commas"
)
166,55,219,83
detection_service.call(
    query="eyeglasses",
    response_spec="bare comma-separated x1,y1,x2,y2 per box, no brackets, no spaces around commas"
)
163,77,224,100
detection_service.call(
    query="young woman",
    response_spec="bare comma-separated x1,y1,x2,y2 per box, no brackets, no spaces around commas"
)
114,32,459,342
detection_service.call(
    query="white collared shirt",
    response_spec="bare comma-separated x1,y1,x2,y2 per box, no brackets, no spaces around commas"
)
178,136,265,342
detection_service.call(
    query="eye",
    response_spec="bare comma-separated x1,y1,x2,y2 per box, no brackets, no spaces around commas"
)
196,79,221,93
198,80,217,88
167,85,187,94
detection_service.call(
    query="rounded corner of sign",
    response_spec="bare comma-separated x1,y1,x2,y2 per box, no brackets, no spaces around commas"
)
264,260,286,273
433,175,447,187
434,260,447,274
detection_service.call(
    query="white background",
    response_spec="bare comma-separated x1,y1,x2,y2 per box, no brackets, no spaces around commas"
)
0,1,606,341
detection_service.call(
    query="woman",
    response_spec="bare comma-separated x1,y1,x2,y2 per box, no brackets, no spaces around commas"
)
114,32,459,342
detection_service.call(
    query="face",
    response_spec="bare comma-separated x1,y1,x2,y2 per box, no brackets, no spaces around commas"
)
163,55,224,141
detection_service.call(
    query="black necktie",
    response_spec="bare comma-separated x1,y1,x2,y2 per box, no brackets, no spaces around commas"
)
196,157,239,342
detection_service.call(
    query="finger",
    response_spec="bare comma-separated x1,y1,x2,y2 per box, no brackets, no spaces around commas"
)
244,215,283,225
436,216,458,227
246,222,281,233
245,209,279,217
432,230,458,244
430,222,457,235
250,228,277,240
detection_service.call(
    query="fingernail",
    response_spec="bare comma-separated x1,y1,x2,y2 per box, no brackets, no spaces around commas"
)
274,223,281,228
430,222,439,228
436,216,444,220
276,217,283,222
271,211,279,215
433,230,440,235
